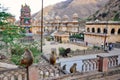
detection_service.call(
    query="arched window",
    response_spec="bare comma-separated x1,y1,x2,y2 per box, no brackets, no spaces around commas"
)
103,28,107,34
97,28,101,33
87,28,90,32
118,29,120,34
111,28,115,34
92,28,95,33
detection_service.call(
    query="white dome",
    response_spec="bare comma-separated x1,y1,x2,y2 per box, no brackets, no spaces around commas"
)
55,16,61,20
73,13,78,18
63,15,69,19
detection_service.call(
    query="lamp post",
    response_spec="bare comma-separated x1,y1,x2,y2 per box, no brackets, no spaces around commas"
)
40,0,43,53
104,21,108,50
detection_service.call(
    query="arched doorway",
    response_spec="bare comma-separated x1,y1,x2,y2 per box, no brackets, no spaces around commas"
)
97,28,101,33
111,28,115,34
103,28,107,34
92,28,95,33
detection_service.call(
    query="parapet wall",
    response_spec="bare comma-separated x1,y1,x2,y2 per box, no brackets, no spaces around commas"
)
52,67,120,80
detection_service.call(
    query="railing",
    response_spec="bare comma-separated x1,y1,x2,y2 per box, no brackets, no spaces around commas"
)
0,68,26,80
59,58,98,73
51,67,120,80
82,55,119,72
108,56,118,68
82,58,98,72
38,64,61,80
0,54,119,80
59,55,120,73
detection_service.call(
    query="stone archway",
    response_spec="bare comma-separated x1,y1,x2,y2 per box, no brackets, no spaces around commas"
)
118,28,120,34
103,28,107,34
92,28,95,33
97,28,101,33
111,28,115,34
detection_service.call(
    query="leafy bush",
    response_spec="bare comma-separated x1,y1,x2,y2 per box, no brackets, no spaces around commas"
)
113,13,120,21
93,46,100,50
29,46,41,63
11,55,21,65
46,36,51,41
70,33,84,40
59,47,65,56
11,44,24,55
11,42,41,65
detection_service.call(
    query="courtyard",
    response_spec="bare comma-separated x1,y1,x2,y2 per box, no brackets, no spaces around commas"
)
43,39,88,55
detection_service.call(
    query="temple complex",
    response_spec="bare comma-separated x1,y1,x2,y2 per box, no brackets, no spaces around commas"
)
42,13,85,43
0,2,120,80
85,21,120,46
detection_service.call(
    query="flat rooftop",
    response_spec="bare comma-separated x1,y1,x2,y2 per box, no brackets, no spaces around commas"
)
86,21,120,25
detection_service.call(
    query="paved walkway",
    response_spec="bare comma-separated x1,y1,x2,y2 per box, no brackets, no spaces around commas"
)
56,48,120,73
57,48,120,62
43,40,87,55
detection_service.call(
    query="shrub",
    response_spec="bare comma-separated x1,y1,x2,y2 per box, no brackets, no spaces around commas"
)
59,47,65,56
46,36,51,41
93,46,100,50
113,13,120,21
70,33,84,40
11,55,21,65
11,42,41,65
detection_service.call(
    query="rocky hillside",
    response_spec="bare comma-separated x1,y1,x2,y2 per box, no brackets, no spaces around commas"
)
89,0,120,21
32,0,109,20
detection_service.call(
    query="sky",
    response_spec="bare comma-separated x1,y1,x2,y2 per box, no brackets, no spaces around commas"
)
0,0,66,20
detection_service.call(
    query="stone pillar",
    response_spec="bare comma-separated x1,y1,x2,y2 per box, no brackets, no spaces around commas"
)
97,55,109,72
29,65,39,80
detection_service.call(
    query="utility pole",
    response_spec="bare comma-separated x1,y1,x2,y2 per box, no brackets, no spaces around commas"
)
40,0,43,53
104,21,108,51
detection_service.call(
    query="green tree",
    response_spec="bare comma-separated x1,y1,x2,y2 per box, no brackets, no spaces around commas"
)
2,25,25,44
0,4,25,56
0,4,11,26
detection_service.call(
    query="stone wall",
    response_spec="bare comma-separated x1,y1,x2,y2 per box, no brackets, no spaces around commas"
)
0,53,120,80
52,67,120,80
70,49,105,56
114,42,120,48
0,65,120,80
85,21,120,46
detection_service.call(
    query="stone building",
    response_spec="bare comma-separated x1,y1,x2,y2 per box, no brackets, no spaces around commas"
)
45,13,85,43
31,13,85,43
31,18,41,34
46,13,81,35
84,21,120,46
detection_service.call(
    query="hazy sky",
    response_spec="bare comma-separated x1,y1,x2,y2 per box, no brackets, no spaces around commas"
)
0,0,66,20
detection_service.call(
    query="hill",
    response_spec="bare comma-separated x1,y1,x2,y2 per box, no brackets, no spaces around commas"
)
32,0,109,20
89,0,120,21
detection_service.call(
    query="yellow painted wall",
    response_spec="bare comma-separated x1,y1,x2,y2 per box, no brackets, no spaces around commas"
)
31,26,41,34
85,22,120,45
61,36,69,43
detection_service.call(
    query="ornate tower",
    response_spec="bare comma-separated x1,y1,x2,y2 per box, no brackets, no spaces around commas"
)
19,4,34,43
20,4,31,32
